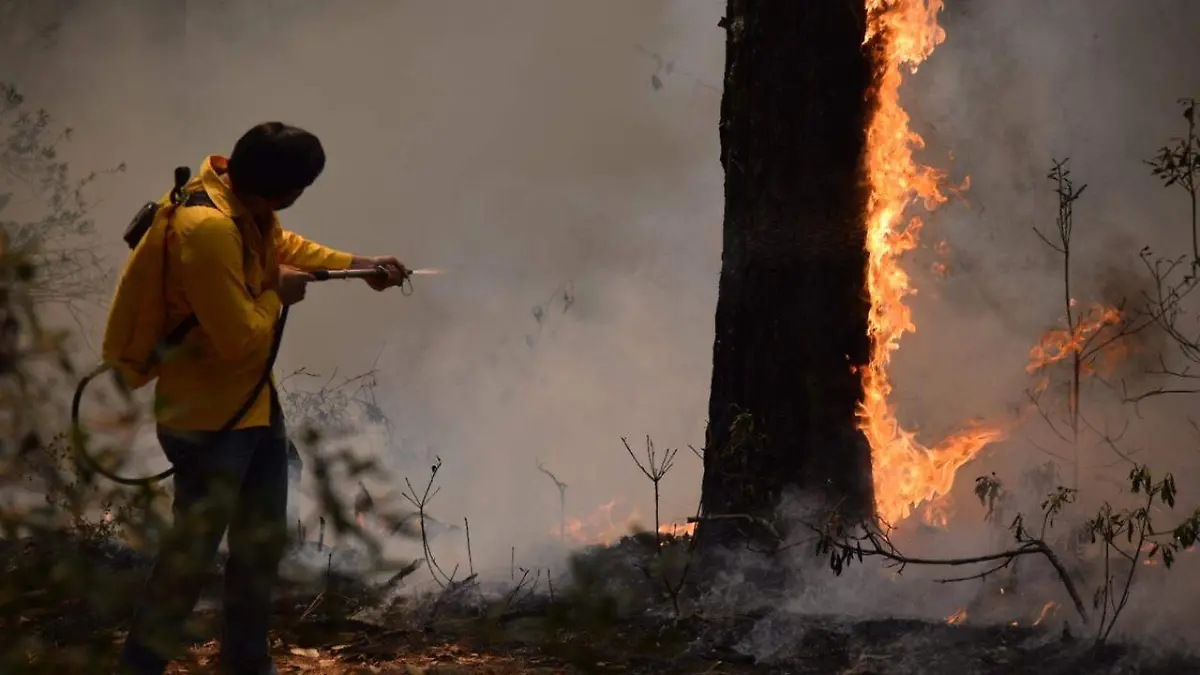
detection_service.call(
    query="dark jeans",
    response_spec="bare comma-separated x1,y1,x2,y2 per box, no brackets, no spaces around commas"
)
115,424,289,675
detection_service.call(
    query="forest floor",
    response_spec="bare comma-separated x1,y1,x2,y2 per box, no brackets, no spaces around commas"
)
7,533,1200,675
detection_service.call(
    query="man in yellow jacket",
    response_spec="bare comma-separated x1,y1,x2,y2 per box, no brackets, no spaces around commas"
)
109,122,407,675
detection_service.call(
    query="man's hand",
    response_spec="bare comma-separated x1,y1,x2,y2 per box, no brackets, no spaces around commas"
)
278,266,314,306
353,255,409,292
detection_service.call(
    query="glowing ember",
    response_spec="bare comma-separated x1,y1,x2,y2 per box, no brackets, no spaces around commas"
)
946,607,967,625
860,0,1004,525
931,240,951,277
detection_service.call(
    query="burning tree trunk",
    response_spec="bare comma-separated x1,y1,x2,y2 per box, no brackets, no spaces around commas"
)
699,2,875,547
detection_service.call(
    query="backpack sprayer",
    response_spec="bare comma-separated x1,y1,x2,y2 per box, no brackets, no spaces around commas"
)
71,166,437,487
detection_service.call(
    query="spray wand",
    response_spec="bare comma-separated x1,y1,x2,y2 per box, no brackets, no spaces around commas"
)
313,266,441,295
313,267,442,280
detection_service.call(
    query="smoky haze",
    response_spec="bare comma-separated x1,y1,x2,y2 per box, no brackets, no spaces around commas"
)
1,0,728,575
7,0,1200,646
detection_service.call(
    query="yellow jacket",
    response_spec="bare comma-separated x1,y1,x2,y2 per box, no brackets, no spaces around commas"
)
102,155,352,431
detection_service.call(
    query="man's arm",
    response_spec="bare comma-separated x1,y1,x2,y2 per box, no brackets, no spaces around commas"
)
277,229,354,271
178,218,281,361
277,229,408,291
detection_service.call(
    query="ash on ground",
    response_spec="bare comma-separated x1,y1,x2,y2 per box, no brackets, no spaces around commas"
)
7,530,1200,674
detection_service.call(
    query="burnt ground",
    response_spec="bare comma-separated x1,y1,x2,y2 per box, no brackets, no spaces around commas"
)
4,534,1199,675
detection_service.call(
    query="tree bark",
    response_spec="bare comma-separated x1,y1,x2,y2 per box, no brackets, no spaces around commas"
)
699,1,875,549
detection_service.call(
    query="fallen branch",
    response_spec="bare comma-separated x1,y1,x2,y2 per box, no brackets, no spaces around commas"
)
698,510,1090,626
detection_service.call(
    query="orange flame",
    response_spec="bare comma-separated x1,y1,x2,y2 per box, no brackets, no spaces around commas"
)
946,607,967,625
1033,601,1059,626
1026,303,1122,374
860,0,1004,525
659,521,698,539
920,500,951,529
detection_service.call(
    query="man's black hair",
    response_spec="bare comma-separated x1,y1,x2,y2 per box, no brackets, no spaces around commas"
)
227,122,326,200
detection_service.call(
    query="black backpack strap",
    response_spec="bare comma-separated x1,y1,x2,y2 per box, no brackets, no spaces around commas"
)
149,187,218,363
160,314,200,350
181,190,217,210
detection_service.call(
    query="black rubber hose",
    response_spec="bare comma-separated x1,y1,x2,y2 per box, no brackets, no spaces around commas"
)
71,307,290,486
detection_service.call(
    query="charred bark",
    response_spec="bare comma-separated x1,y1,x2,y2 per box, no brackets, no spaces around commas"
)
699,1,875,550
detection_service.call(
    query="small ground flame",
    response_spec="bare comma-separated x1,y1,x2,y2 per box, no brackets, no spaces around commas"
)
1032,601,1059,626
658,521,698,539
560,501,694,546
946,607,968,625
861,0,1004,525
